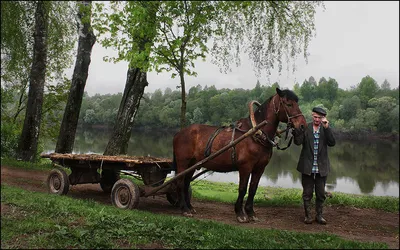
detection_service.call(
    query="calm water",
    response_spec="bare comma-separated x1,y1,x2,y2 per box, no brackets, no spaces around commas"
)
43,128,399,197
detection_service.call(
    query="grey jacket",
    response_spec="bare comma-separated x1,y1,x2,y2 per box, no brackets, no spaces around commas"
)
294,122,336,177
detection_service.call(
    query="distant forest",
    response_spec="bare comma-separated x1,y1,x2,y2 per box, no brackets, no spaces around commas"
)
77,75,398,134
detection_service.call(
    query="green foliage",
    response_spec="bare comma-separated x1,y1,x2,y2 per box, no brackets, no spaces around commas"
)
65,74,399,135
340,96,361,121
1,1,78,160
357,76,380,108
1,1,76,87
92,1,323,128
211,2,324,77
1,123,21,158
92,2,159,69
368,96,398,132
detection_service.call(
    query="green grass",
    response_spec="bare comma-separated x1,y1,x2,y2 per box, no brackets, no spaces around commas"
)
1,157,53,171
2,156,399,213
1,184,389,249
190,180,399,213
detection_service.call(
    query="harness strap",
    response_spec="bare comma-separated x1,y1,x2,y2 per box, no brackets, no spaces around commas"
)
204,123,239,168
230,123,238,168
204,126,225,157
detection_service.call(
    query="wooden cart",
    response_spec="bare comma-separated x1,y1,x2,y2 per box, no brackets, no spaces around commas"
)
41,153,185,208
41,120,267,210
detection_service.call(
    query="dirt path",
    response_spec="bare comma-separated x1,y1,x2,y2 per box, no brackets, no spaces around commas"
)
1,166,399,249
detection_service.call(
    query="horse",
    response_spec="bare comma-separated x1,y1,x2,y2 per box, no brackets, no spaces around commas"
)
172,87,307,222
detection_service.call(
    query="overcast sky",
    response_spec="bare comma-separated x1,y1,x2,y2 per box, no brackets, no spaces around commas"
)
79,1,399,96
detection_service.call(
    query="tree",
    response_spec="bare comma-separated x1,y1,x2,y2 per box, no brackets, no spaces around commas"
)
368,96,397,133
16,1,49,161
316,77,338,107
300,78,316,102
2,1,77,161
339,96,361,121
357,75,379,108
381,79,391,90
55,1,96,154
92,2,160,155
94,1,323,129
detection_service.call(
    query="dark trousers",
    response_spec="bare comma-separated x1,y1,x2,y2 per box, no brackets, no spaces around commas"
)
301,173,327,203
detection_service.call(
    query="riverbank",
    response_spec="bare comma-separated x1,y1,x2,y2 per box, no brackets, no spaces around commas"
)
81,124,399,142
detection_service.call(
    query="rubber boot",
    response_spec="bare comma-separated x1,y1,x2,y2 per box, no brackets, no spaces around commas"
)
303,200,313,224
316,201,327,225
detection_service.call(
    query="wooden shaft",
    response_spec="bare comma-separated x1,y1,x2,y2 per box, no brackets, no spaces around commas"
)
143,120,268,197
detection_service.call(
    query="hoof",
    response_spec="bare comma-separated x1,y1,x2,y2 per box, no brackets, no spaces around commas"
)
236,215,249,223
248,215,259,222
190,208,197,214
183,212,193,217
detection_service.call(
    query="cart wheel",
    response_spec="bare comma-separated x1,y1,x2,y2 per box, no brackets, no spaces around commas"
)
47,168,70,195
167,185,192,207
111,179,140,209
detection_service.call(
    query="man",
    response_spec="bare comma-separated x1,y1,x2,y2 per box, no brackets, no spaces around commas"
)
293,107,336,224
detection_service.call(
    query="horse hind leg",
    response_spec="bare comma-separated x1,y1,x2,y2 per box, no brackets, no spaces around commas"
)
184,170,196,214
235,169,251,223
177,159,196,217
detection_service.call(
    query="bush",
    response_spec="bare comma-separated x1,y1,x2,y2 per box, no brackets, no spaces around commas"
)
1,122,21,158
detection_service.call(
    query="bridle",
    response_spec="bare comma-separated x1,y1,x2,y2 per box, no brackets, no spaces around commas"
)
249,94,305,150
272,94,305,128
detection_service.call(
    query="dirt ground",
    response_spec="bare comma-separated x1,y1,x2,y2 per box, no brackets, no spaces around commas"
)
1,166,399,249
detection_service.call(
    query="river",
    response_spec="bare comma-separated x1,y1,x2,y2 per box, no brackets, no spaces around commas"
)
43,128,399,197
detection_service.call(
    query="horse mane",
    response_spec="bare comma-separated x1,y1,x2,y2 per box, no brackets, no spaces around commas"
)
279,89,299,103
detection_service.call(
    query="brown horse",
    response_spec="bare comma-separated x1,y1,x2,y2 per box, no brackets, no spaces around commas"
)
172,88,307,222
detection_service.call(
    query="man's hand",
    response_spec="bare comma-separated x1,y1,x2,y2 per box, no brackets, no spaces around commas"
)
321,117,329,128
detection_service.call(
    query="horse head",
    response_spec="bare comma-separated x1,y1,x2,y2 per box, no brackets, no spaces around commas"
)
274,87,307,130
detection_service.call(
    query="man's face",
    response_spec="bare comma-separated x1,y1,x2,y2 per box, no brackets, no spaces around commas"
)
312,112,324,126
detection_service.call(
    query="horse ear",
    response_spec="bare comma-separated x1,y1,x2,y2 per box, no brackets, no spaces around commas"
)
276,88,283,97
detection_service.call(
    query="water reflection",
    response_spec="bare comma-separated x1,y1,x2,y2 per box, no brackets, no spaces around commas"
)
42,128,399,197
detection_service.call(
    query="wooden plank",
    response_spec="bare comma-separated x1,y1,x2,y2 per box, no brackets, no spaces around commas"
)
40,153,172,164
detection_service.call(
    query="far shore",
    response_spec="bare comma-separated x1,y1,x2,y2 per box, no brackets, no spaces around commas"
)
79,124,399,142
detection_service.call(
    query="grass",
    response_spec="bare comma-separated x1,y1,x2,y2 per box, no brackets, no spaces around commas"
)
1,156,399,213
190,180,399,213
1,184,389,249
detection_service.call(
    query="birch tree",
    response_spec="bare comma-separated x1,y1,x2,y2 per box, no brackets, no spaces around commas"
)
55,1,96,154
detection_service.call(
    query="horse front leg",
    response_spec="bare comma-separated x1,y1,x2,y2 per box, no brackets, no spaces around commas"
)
235,170,251,223
244,166,266,222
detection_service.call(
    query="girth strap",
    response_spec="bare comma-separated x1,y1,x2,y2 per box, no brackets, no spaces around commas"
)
204,124,238,168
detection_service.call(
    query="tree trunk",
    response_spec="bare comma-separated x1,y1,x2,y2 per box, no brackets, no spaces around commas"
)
17,1,49,162
179,70,187,129
55,1,96,154
103,67,148,156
